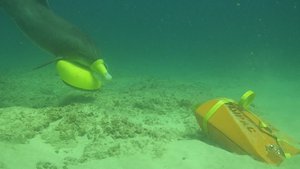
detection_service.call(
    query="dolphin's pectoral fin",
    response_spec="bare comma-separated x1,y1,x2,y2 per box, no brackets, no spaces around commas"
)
33,56,62,70
36,0,50,8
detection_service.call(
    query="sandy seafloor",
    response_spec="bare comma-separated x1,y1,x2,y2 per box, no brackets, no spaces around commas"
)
0,66,300,169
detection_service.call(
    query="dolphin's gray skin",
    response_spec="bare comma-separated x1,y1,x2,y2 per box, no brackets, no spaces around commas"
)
0,0,100,66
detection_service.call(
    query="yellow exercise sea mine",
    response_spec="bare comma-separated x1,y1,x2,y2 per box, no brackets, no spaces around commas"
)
194,90,300,165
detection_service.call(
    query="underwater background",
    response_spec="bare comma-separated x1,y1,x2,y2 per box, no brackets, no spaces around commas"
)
0,0,300,169
1,0,300,76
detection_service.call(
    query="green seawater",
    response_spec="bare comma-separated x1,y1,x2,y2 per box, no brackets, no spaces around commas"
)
0,0,299,169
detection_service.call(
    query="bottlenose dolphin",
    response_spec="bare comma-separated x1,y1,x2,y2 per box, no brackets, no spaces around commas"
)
1,0,100,66
0,0,112,90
